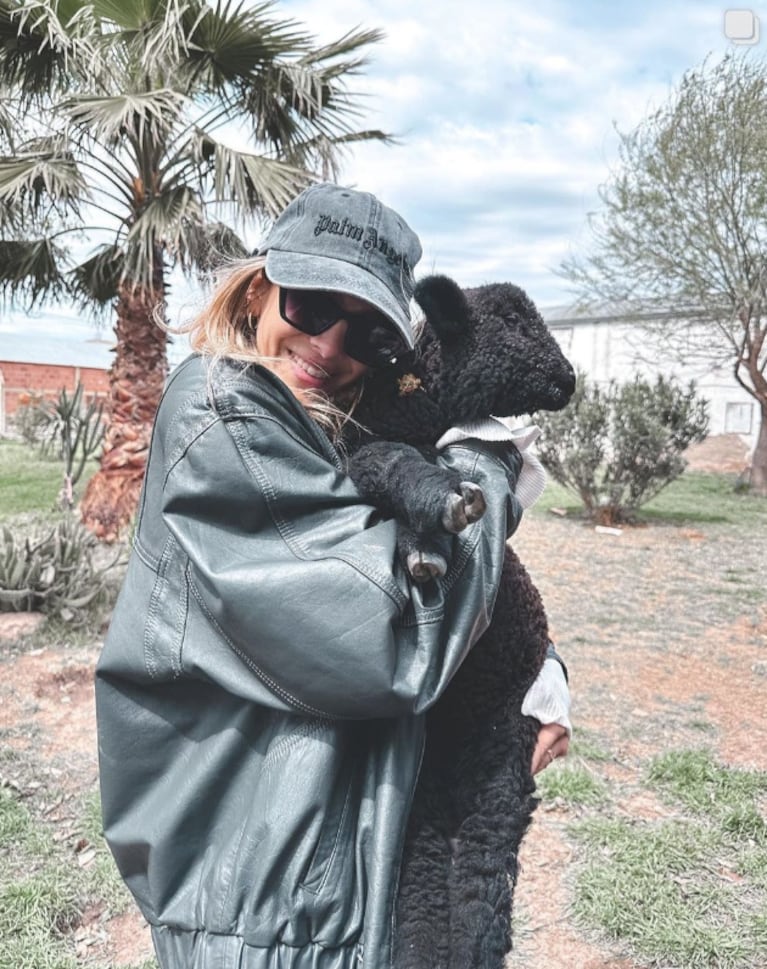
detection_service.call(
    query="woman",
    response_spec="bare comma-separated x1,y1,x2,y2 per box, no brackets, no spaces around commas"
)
96,182,570,969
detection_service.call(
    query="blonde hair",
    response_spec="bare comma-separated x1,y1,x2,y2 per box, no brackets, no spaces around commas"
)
169,256,365,440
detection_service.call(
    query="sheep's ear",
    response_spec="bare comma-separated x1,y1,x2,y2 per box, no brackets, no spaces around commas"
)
414,274,470,341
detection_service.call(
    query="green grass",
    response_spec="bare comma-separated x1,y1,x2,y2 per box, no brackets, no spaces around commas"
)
571,817,762,968
536,759,609,807
647,749,767,836
533,470,767,527
569,729,613,763
569,750,767,968
641,472,767,526
0,785,148,969
0,439,97,521
0,787,80,969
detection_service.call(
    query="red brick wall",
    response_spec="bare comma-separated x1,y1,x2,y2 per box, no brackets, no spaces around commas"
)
0,360,110,421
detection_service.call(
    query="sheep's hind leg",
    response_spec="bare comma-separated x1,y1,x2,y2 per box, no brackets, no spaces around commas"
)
395,787,452,968
446,827,512,969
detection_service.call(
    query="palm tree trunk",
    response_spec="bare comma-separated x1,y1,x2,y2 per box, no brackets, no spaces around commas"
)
80,283,167,541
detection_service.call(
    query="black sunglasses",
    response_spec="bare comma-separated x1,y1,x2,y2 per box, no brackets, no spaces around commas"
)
278,288,406,368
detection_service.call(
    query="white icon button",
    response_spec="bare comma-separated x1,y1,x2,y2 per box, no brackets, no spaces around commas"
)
724,9,760,44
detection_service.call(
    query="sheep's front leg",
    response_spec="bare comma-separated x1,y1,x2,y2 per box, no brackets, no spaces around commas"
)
346,441,486,580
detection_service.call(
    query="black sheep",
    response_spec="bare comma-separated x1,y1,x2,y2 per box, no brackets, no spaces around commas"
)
344,275,576,969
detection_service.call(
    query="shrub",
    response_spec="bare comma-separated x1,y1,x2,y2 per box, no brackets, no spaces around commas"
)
536,371,709,523
12,393,50,446
0,513,121,623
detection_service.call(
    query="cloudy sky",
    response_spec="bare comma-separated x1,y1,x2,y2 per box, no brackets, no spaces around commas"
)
280,0,757,306
0,0,760,349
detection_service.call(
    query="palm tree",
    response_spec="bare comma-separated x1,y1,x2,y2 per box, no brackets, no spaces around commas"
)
0,0,388,539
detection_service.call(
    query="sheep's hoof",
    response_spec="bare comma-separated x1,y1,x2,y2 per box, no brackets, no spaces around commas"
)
441,482,486,533
461,481,486,522
407,550,447,582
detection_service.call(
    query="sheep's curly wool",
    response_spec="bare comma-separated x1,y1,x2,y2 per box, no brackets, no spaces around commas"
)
344,276,575,969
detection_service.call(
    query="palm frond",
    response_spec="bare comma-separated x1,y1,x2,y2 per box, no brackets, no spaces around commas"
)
69,241,123,311
61,89,188,148
297,27,385,73
291,129,394,182
181,218,249,277
0,147,87,226
189,130,312,215
0,0,99,99
240,50,389,154
88,0,180,30
143,183,204,238
0,92,16,149
90,0,202,78
0,236,69,307
180,0,310,86
121,184,203,285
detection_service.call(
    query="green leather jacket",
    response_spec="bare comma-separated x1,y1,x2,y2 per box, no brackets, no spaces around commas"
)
95,354,522,969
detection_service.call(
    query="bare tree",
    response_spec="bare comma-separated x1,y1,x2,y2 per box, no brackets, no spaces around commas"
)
561,53,767,494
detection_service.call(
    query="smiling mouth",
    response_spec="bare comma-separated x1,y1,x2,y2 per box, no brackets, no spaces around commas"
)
288,350,330,382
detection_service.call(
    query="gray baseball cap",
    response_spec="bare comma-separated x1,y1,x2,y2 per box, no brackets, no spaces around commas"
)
257,182,422,348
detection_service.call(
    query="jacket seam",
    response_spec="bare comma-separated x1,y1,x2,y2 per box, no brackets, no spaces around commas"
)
142,535,172,680
142,535,186,681
224,412,409,612
260,718,330,769
132,534,159,572
185,576,330,718
163,411,221,489
218,363,343,469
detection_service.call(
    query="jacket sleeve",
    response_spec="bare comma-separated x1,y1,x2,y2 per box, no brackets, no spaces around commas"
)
160,399,521,721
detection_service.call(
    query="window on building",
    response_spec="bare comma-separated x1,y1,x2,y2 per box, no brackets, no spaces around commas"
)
724,401,754,434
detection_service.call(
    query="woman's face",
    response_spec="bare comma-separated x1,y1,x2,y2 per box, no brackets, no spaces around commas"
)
253,281,371,399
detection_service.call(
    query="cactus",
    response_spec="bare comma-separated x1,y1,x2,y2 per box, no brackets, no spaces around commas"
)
0,514,123,623
36,383,106,509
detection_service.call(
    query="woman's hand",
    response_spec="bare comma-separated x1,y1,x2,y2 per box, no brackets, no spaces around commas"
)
530,721,570,774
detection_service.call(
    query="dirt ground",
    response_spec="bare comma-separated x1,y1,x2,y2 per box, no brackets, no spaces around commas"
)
0,436,764,968
509,436,766,969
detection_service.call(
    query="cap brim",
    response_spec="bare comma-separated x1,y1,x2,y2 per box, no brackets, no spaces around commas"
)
264,250,414,349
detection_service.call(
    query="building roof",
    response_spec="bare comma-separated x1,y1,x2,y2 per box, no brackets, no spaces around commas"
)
0,308,190,369
541,298,711,327
0,308,113,369
1,330,113,369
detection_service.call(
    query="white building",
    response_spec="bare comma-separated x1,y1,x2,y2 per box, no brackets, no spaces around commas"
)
543,302,759,457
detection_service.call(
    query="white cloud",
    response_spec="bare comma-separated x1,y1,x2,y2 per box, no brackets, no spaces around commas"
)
3,0,751,341
277,0,739,303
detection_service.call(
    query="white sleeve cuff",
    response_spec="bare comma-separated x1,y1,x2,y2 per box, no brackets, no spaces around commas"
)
521,657,572,735
435,416,547,509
